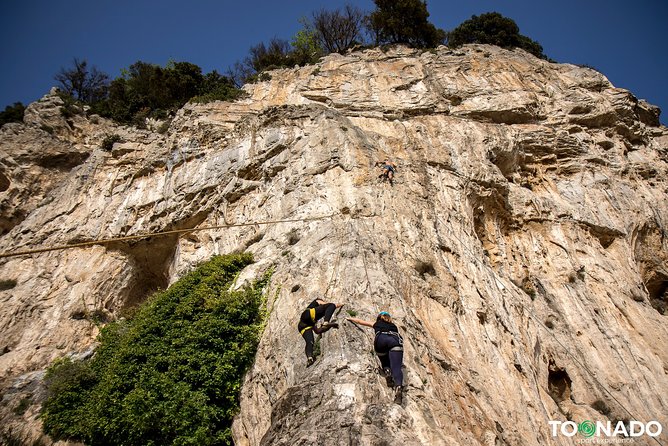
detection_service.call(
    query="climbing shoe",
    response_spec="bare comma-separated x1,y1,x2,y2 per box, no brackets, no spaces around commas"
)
394,386,403,404
381,367,394,387
320,321,339,330
307,357,315,367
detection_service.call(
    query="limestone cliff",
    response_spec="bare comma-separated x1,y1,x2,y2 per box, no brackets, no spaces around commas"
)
0,45,667,445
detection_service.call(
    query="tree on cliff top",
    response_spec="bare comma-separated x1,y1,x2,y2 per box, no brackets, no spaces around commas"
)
312,4,367,54
229,37,301,86
447,12,547,59
367,0,446,48
54,58,109,104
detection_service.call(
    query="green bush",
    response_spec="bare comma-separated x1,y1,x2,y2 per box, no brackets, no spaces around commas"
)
0,102,25,127
231,35,324,86
447,12,547,59
90,61,243,125
190,71,246,104
292,17,325,64
100,134,121,151
42,358,98,440
57,90,85,117
367,0,446,48
248,38,300,73
41,253,271,446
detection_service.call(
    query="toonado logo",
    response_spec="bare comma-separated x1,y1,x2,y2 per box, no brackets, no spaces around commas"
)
550,420,663,438
578,421,596,438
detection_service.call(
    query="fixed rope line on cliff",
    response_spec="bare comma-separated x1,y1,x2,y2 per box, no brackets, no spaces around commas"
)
0,214,336,260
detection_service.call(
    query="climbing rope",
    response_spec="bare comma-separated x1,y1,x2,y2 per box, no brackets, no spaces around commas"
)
0,214,336,260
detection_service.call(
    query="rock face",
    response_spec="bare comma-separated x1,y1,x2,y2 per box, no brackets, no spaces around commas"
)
1,45,667,445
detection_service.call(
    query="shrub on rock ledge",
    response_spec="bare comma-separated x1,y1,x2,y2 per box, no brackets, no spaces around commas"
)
42,253,271,446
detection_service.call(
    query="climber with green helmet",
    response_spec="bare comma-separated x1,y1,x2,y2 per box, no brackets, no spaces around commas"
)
347,311,405,402
298,298,343,366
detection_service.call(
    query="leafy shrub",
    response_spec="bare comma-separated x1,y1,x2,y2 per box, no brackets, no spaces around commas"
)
292,17,325,65
89,61,243,125
58,92,84,118
42,358,97,440
190,71,246,104
247,38,299,73
12,397,32,416
100,134,121,151
367,0,446,48
157,121,171,134
41,253,270,446
231,34,325,86
39,124,54,134
447,12,547,59
0,102,25,127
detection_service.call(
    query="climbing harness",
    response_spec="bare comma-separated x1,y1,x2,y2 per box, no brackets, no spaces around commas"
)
299,307,317,335
375,331,403,346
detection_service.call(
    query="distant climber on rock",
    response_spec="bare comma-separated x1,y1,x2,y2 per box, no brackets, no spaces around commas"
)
376,159,397,186
298,298,343,367
347,311,405,403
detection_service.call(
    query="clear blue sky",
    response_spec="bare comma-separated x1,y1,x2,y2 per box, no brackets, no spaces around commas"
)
1,0,666,125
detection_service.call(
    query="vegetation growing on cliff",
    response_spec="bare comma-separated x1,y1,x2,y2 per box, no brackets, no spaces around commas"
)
0,102,25,127
367,0,446,48
21,6,546,126
50,58,244,127
41,253,271,446
446,12,547,59
232,1,445,84
91,61,244,126
54,58,109,104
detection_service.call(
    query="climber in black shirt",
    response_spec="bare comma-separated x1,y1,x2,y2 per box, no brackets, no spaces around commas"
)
298,298,343,366
347,311,404,402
